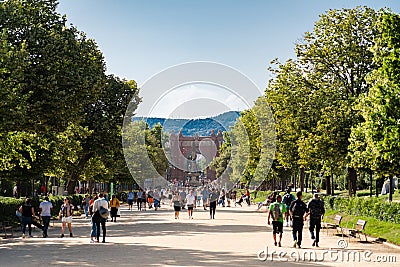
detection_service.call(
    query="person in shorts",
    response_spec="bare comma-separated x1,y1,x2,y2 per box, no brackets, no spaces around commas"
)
59,197,74,238
127,189,134,210
267,195,286,247
185,190,196,219
170,191,182,219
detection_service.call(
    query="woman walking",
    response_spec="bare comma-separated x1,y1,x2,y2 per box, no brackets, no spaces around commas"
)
137,189,143,211
59,197,74,238
109,194,120,222
170,191,182,219
19,198,35,238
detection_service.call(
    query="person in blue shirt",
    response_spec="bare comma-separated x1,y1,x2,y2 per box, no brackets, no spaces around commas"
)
127,189,134,211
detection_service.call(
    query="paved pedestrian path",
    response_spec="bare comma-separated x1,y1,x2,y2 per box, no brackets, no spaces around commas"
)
0,204,398,266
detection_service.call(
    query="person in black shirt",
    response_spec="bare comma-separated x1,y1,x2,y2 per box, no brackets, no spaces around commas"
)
289,191,308,248
19,198,35,238
305,193,325,247
209,188,219,219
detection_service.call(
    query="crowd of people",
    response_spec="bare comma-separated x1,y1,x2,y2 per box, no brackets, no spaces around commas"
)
15,184,325,248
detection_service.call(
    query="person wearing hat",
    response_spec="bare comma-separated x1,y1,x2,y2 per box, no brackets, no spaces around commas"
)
39,196,53,237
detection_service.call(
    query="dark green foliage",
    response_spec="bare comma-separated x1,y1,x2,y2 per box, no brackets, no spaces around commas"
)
323,195,400,223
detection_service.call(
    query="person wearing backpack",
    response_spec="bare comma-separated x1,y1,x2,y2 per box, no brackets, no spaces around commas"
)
289,191,308,248
267,195,287,247
93,193,109,243
304,193,325,247
282,189,295,227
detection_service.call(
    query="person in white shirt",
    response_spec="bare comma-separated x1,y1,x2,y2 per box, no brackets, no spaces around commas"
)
39,196,53,238
185,190,196,219
92,193,108,243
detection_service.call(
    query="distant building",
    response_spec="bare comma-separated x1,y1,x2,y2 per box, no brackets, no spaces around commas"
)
168,130,223,183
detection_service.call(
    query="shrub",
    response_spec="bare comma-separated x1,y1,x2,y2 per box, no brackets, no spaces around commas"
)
321,195,400,224
0,194,85,222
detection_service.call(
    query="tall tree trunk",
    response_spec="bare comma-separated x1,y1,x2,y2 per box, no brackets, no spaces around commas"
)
389,176,393,202
369,170,373,198
331,174,334,196
66,153,94,194
299,167,305,192
325,175,332,195
305,172,308,193
348,167,357,197
293,170,297,191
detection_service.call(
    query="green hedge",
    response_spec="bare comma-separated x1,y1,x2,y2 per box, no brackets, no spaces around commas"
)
322,196,400,224
0,195,84,223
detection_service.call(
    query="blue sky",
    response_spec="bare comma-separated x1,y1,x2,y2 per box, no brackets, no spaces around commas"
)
57,0,400,118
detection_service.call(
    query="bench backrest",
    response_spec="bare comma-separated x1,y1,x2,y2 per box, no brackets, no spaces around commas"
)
356,220,366,231
334,215,342,225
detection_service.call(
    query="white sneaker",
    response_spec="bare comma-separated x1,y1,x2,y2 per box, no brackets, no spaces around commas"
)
293,241,297,248
22,234,25,239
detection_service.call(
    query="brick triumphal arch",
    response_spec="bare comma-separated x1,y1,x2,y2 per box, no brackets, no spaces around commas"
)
168,130,224,184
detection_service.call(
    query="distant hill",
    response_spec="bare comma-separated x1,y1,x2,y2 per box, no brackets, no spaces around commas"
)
132,111,240,136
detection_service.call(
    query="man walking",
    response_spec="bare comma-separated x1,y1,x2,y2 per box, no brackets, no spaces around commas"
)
93,193,109,243
185,190,196,219
209,188,219,219
289,191,308,248
83,194,90,218
39,196,53,238
201,187,209,210
267,195,286,247
127,189,134,211
305,193,325,247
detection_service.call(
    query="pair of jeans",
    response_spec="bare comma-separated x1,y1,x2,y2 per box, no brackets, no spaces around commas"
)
95,218,106,242
309,217,321,243
91,216,97,237
292,217,304,245
41,216,51,236
21,216,32,235
84,205,89,217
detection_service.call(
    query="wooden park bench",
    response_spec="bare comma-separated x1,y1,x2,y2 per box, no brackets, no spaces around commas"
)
324,214,342,236
0,221,14,238
343,219,367,242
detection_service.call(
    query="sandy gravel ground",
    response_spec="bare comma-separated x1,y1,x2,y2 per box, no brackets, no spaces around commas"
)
1,204,399,267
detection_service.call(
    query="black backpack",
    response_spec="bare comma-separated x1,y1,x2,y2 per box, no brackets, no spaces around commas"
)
291,200,307,217
309,199,325,218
